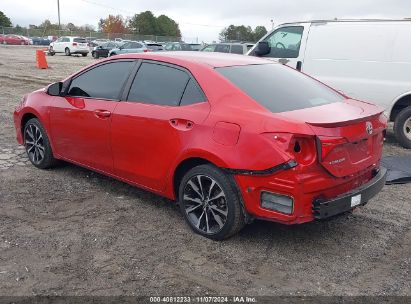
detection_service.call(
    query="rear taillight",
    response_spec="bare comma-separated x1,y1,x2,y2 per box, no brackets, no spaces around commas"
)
317,136,348,160
143,49,152,52
72,42,77,46
264,133,317,165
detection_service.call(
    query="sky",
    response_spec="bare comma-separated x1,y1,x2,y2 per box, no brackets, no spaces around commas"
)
2,0,411,42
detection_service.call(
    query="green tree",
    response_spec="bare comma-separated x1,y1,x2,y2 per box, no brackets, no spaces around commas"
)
156,15,181,37
39,19,60,30
220,24,268,42
253,25,267,41
0,11,12,27
129,11,158,35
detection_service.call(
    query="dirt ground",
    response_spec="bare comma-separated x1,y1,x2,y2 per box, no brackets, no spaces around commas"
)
0,45,410,297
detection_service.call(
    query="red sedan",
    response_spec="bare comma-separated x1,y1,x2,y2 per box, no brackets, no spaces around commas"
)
1,34,29,45
13,52,387,239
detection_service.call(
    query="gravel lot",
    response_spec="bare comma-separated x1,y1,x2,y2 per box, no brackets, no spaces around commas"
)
0,45,410,297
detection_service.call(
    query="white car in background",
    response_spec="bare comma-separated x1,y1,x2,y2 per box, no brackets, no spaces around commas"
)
49,36,89,56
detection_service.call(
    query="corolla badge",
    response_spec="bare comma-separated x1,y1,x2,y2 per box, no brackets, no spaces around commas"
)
366,121,373,135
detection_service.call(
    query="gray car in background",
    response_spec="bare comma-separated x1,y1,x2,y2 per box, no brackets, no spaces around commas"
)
201,43,254,54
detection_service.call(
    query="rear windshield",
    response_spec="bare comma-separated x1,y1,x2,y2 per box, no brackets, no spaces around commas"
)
216,64,343,113
74,38,87,43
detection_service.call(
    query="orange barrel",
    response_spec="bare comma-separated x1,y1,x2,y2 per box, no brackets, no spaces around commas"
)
36,49,48,69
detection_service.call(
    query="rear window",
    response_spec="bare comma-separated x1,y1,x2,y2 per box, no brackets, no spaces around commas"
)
216,64,343,113
73,38,87,43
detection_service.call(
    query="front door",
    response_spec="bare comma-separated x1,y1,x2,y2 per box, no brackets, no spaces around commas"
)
49,60,136,173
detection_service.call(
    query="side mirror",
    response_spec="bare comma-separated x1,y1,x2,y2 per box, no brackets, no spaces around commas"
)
254,41,270,56
47,82,62,96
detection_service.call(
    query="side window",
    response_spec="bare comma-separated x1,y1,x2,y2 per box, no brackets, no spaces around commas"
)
201,45,216,52
127,62,190,106
180,79,206,106
262,26,303,58
230,45,244,54
63,37,70,42
122,43,131,49
165,44,173,50
215,44,230,53
67,61,135,99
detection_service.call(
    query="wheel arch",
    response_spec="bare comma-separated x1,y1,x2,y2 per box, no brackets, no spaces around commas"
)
21,112,39,135
19,109,57,155
389,92,411,122
172,157,219,201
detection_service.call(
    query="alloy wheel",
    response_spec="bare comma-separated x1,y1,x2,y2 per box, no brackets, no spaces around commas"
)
183,174,228,235
25,124,45,165
403,117,411,140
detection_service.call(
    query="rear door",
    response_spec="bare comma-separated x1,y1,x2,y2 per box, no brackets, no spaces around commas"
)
49,60,136,173
111,61,210,192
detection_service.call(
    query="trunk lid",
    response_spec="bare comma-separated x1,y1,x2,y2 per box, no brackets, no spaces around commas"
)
278,100,386,177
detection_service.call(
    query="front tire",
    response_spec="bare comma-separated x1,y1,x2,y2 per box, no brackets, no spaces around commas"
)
24,118,58,169
178,164,245,240
65,47,71,56
82,53,88,57
394,106,411,149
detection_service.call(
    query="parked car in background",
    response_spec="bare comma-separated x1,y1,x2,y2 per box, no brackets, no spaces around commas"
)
145,43,164,52
31,37,51,46
202,43,254,54
49,37,89,56
14,52,387,240
92,38,110,46
164,42,193,51
92,41,120,58
189,43,202,51
249,19,411,148
0,34,30,45
109,41,148,56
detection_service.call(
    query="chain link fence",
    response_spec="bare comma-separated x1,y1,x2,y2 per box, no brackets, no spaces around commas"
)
0,27,186,43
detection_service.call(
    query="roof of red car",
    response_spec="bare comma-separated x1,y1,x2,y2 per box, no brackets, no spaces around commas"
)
116,51,274,68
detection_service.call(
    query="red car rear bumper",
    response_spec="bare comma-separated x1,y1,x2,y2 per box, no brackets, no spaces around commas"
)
235,163,386,224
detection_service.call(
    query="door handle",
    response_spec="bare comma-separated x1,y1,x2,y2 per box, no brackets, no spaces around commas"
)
170,119,194,130
94,109,111,118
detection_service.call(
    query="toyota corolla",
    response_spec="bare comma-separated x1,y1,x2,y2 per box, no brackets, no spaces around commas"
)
13,52,387,240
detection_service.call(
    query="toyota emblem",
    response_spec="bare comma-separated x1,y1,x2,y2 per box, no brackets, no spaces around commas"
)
366,121,373,135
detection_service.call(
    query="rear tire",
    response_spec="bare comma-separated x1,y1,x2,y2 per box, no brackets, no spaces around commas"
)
394,106,411,149
65,47,71,56
178,164,246,240
82,53,87,57
49,46,55,56
23,118,58,169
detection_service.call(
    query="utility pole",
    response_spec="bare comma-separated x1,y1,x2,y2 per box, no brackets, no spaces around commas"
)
57,0,61,30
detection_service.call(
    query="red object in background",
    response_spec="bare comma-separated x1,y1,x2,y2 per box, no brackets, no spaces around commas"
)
0,34,29,45
35,49,48,69
13,52,387,228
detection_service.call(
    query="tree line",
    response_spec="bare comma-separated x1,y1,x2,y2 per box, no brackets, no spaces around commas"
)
219,25,268,42
1,10,268,42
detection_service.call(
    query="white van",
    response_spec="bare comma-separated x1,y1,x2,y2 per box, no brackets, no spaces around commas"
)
248,19,411,148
